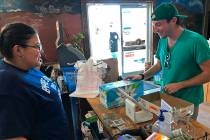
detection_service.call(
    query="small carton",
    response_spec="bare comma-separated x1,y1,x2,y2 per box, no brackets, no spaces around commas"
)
125,98,153,123
139,92,194,116
99,80,143,109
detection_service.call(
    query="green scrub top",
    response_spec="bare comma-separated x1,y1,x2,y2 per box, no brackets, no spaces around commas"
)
156,29,210,106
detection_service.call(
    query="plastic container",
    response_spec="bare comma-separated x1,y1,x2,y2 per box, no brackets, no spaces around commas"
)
61,67,78,93
152,109,172,138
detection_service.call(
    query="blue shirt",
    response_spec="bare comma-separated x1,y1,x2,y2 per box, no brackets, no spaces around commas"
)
0,60,70,140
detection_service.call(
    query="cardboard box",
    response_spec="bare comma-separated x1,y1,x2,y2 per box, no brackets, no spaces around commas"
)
99,80,143,109
139,92,194,116
197,102,210,128
125,99,153,123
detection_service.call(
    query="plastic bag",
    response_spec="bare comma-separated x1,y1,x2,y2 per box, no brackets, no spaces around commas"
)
70,58,103,98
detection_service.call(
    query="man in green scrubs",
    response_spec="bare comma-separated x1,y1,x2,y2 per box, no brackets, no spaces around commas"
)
126,3,210,119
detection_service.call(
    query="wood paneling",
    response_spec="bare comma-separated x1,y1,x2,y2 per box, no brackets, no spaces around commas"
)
204,82,210,103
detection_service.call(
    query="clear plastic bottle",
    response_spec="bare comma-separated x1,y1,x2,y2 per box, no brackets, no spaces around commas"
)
152,121,160,133
152,109,172,138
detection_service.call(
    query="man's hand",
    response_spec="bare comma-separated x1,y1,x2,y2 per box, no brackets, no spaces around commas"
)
124,75,143,80
163,82,184,94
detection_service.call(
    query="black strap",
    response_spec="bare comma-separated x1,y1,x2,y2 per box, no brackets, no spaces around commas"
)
139,73,144,80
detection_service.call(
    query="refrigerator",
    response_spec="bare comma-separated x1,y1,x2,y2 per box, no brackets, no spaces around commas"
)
86,2,153,77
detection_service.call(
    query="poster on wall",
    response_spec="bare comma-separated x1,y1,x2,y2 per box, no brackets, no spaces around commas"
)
0,0,81,14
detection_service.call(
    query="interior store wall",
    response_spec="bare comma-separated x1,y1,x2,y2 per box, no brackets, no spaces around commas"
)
0,0,83,63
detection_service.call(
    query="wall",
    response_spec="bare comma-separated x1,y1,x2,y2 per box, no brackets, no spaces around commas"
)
0,0,83,63
203,0,210,38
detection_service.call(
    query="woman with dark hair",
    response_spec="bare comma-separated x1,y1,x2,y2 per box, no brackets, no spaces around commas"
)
0,23,70,140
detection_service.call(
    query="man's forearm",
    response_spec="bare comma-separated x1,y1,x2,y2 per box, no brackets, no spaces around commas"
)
181,60,210,89
144,61,161,80
180,72,210,89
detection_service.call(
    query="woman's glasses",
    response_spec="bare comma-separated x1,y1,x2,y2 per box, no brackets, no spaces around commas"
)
19,44,42,50
164,51,170,68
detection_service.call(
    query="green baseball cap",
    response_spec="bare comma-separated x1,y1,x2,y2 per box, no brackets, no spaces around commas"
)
151,3,187,21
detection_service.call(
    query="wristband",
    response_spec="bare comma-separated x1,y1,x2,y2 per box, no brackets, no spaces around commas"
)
139,73,144,80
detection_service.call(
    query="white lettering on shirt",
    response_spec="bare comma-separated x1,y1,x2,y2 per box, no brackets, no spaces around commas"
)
40,76,51,94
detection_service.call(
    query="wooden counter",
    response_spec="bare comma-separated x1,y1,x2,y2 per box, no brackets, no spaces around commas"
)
87,97,154,139
87,96,210,139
